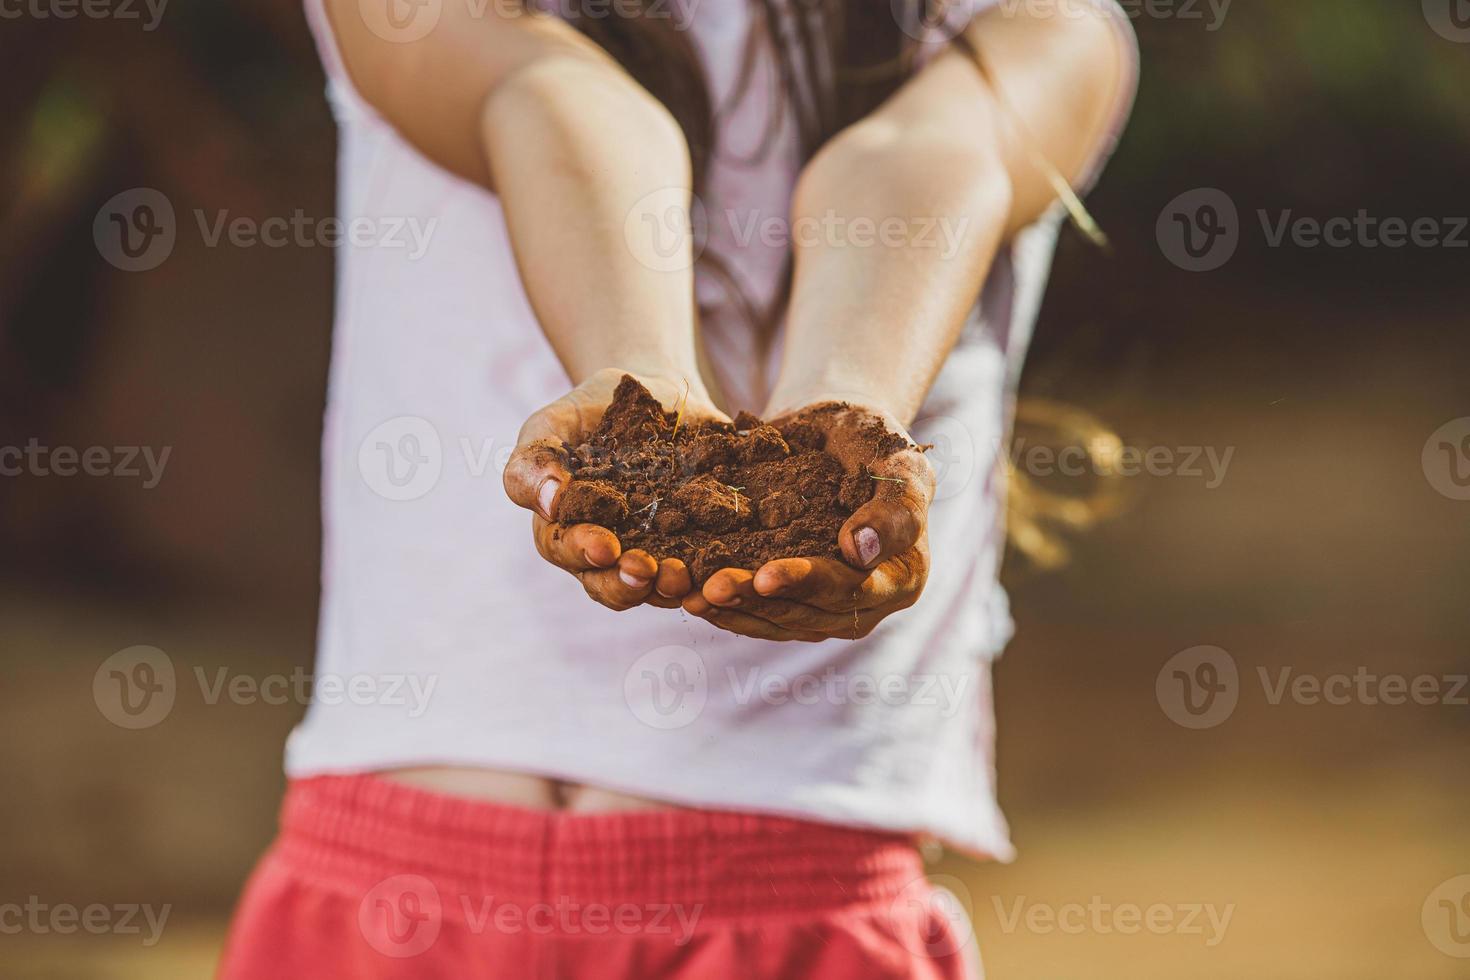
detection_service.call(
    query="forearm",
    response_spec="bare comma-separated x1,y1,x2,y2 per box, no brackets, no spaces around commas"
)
766,89,1012,424
324,0,706,395
481,59,704,389
767,6,1133,423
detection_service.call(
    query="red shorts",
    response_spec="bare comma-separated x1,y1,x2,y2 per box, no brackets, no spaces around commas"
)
218,775,980,979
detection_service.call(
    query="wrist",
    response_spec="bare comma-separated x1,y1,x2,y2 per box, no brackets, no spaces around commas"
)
577,358,711,402
765,373,913,426
568,334,697,381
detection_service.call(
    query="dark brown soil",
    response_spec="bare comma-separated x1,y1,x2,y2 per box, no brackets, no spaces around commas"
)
557,376,910,585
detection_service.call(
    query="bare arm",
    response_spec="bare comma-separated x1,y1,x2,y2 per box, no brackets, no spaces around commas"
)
767,3,1133,425
325,0,719,607
325,0,705,387
689,5,1135,639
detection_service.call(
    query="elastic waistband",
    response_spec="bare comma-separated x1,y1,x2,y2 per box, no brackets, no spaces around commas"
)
272,776,925,924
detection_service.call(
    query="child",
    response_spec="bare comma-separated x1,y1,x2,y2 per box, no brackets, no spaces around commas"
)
219,1,1136,976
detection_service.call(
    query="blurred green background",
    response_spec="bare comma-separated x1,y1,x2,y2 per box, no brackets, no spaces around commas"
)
2,1,1468,977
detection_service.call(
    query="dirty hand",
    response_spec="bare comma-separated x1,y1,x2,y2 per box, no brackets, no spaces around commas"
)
683,400,935,641
503,367,727,611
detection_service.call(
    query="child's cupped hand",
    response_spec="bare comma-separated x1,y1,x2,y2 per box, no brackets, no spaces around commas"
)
505,381,934,639
502,367,729,612
682,401,935,642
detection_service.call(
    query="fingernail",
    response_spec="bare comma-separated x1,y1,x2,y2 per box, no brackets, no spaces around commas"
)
619,569,651,589
655,586,675,599
537,478,560,519
856,526,881,567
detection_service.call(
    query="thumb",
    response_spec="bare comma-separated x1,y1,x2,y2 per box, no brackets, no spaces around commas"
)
837,451,933,570
503,408,575,521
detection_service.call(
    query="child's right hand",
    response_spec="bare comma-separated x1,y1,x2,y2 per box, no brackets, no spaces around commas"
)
503,368,727,612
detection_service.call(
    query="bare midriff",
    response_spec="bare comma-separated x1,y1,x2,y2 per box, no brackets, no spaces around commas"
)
380,767,676,812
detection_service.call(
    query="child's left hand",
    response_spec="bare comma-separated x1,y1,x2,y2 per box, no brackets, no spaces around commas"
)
682,401,935,641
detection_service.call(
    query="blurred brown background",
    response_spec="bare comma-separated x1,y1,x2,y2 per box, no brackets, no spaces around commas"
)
2,1,1468,977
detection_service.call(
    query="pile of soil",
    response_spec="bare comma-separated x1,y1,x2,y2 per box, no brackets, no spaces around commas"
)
557,376,910,585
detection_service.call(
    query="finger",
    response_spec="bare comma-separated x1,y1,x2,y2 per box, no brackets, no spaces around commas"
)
578,562,656,612
505,437,572,521
753,556,920,612
682,592,714,616
716,594,861,637
741,596,894,641
684,602,829,643
534,517,621,572
702,568,758,608
839,450,934,570
617,549,658,588
753,557,870,606
649,557,692,607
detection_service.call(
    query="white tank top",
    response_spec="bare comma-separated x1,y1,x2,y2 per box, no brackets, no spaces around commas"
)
291,0,1135,858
